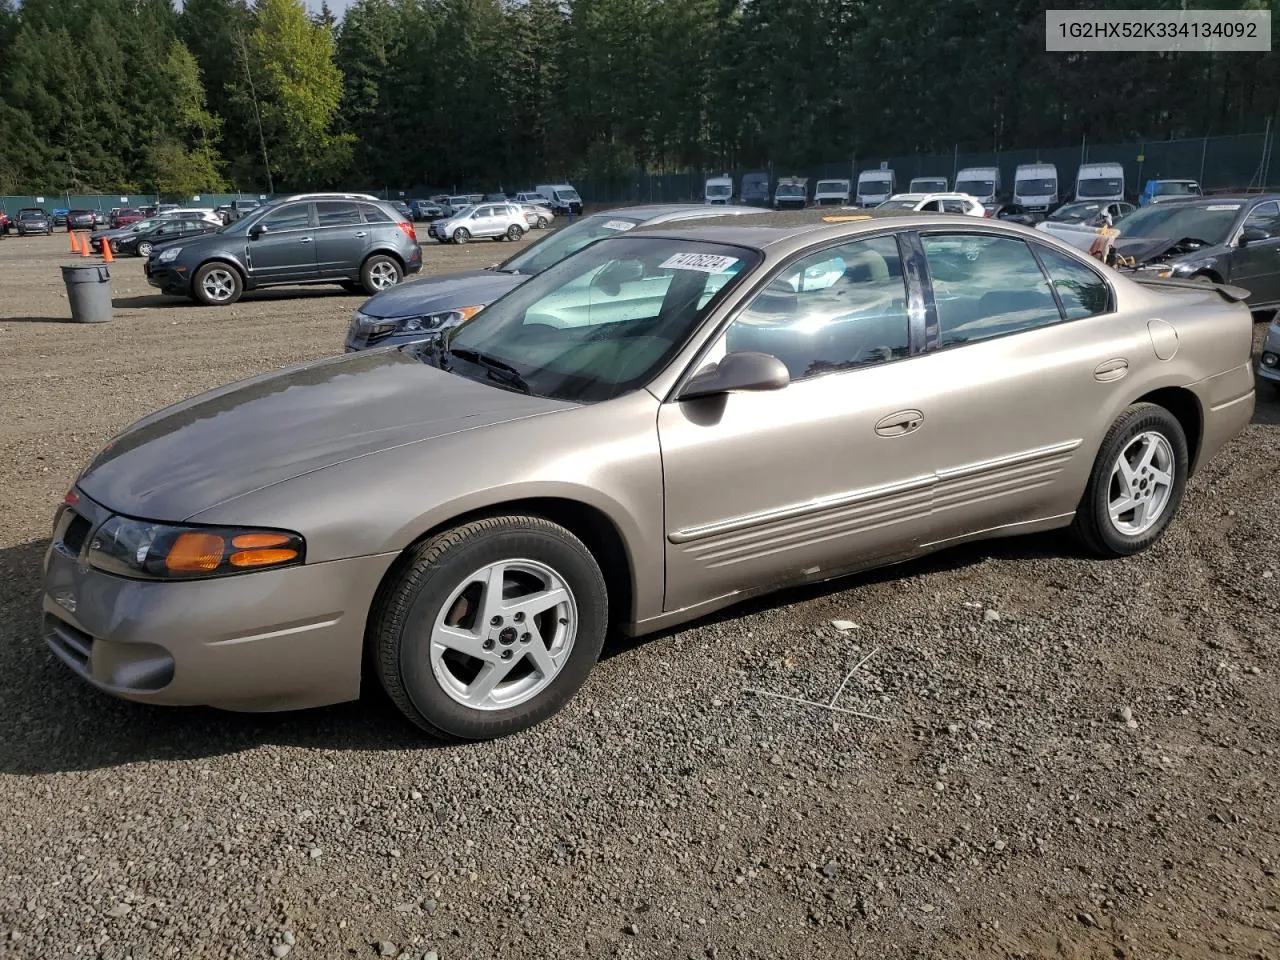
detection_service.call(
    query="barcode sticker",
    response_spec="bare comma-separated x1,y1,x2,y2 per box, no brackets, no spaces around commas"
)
603,220,636,231
659,253,740,273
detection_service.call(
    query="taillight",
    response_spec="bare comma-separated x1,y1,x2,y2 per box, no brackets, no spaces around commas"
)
984,209,993,217
397,221,417,243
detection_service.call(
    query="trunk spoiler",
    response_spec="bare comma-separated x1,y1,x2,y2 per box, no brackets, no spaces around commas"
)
1128,274,1250,303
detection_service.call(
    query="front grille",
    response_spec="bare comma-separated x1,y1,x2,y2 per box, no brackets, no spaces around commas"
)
62,513,91,555
45,615,92,669
363,321,399,345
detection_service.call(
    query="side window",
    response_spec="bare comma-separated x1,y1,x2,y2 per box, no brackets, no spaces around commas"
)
718,234,909,381
921,234,1062,348
316,201,361,227
262,204,312,231
1035,246,1111,320
941,199,966,214
360,203,391,223
1244,201,1280,232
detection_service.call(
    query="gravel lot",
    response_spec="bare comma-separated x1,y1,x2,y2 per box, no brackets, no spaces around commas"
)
0,231,1277,960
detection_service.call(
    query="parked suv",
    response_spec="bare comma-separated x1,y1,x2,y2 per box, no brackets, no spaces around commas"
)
428,202,526,244
145,193,422,306
66,209,97,231
15,208,53,235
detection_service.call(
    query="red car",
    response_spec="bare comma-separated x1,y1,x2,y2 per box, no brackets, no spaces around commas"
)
0,210,10,235
110,208,144,229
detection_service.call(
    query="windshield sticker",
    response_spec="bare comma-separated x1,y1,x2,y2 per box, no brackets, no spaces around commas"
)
602,219,637,231
1205,204,1241,211
659,252,740,274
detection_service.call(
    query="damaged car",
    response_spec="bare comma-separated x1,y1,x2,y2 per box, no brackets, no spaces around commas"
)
1107,195,1280,314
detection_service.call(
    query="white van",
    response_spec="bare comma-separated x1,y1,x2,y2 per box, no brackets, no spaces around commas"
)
953,167,1000,204
813,179,852,205
909,176,949,193
534,183,583,215
1013,163,1059,215
704,175,733,205
855,169,895,206
1075,162,1125,201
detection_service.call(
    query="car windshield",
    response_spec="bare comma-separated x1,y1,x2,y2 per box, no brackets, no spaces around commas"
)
19,210,44,219
1115,202,1240,244
1048,202,1103,223
1077,178,1122,198
555,189,581,203
1015,178,1056,195
777,184,805,197
955,179,994,196
119,209,141,216
1154,181,1200,197
859,180,891,194
816,181,847,192
497,213,644,275
426,236,759,403
912,180,947,192
706,184,731,196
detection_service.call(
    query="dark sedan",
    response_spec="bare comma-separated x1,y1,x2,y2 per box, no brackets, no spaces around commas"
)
15,208,53,235
66,209,97,231
118,218,218,258
346,203,768,351
1111,195,1280,312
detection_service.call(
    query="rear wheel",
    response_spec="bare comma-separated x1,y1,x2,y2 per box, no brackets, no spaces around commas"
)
505,224,524,241
192,262,243,306
372,516,608,740
453,227,470,244
536,216,549,229
361,255,402,294
1072,403,1188,557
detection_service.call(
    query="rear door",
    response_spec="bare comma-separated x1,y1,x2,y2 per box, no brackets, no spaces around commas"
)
313,200,368,277
246,202,317,283
905,230,1140,548
1231,201,1280,308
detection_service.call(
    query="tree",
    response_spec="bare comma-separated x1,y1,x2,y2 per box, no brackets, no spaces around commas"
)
149,41,228,194
231,0,353,189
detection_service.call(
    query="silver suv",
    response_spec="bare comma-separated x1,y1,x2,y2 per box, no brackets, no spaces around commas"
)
428,202,527,244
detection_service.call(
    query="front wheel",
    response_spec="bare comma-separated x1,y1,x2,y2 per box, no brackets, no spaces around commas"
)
453,227,470,244
361,254,402,294
137,240,153,258
1072,402,1188,557
192,262,244,306
505,224,524,241
372,515,608,740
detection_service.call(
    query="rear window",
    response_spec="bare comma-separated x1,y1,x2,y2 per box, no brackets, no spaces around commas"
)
317,201,361,226
360,203,392,223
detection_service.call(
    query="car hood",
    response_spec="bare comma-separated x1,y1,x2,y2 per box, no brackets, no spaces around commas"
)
75,349,572,522
358,270,525,319
1113,234,1230,265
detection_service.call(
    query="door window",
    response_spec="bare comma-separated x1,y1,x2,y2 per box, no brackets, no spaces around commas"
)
360,203,391,223
922,234,1062,347
316,201,361,227
941,199,968,214
714,235,910,381
1034,246,1112,320
1244,201,1280,233
261,204,312,231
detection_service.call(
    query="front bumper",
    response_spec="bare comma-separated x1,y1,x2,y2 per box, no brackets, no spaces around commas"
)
145,260,193,295
1258,320,1280,383
41,494,396,712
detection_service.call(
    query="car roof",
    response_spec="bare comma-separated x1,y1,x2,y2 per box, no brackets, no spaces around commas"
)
1148,193,1279,205
586,203,762,224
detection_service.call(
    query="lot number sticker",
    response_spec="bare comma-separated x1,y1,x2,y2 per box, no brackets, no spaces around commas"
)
602,220,636,231
1205,204,1241,211
659,252,740,274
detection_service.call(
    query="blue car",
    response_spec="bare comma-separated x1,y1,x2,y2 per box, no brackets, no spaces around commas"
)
1139,179,1203,206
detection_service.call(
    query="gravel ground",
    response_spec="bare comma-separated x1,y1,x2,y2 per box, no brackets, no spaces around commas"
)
0,231,1277,960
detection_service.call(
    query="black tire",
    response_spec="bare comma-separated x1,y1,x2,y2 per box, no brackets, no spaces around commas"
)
137,240,153,259
360,254,402,295
536,216,549,229
372,515,609,740
191,261,244,306
505,224,524,241
1072,402,1189,557
453,227,470,244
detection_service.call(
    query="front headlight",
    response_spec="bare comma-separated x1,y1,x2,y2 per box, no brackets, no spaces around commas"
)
157,246,182,263
398,305,484,332
87,516,305,580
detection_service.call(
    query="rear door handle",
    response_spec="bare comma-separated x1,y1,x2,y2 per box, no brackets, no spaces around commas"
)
354,231,368,238
875,409,925,437
1093,358,1129,382
299,237,313,243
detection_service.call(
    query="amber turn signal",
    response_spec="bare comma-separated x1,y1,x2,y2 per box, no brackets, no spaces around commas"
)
165,532,225,573
231,532,292,549
228,548,299,568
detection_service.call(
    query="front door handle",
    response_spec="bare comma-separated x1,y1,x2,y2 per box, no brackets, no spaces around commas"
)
354,231,368,238
875,409,925,438
299,237,313,243
1093,358,1129,382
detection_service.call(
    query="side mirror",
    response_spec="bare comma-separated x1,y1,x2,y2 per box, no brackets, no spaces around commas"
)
678,351,790,400
592,259,645,296
1239,225,1270,246
249,222,268,239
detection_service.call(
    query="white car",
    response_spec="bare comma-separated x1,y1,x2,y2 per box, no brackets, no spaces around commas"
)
430,202,528,244
869,193,986,217
157,208,223,226
515,202,555,229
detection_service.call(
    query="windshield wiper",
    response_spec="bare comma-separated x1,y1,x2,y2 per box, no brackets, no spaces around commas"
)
448,347,533,395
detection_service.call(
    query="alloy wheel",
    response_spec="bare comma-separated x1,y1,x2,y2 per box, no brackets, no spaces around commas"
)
1107,431,1175,536
369,261,398,289
201,268,237,303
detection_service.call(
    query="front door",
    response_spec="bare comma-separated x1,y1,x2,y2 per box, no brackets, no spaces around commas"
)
246,201,317,283
658,234,936,614
313,200,368,278
1231,201,1280,308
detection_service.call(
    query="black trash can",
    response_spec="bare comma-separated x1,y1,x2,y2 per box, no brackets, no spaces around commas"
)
61,263,113,323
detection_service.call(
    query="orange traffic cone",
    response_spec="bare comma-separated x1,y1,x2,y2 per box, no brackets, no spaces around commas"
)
69,231,81,254
101,239,114,263
79,233,91,258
